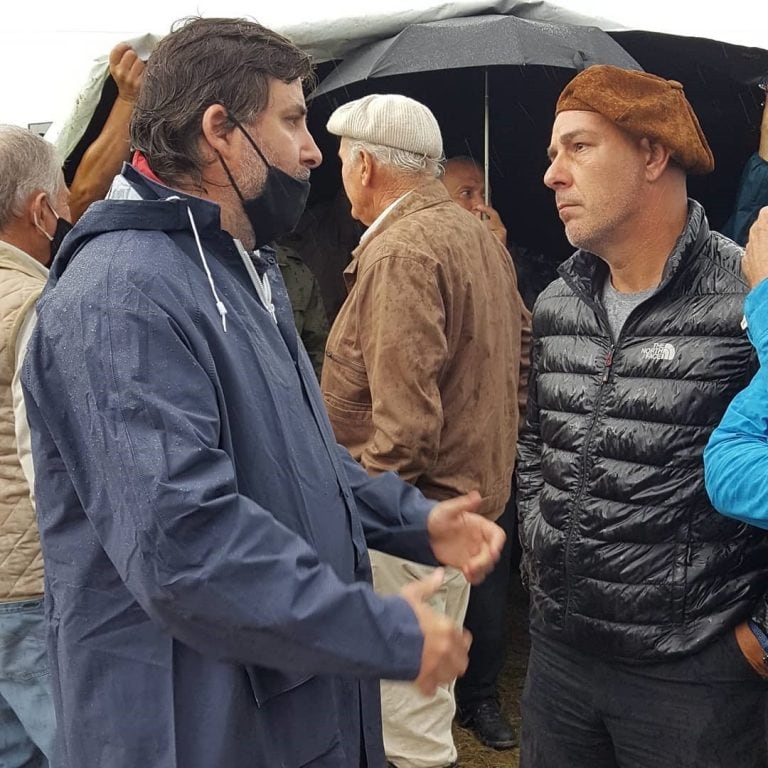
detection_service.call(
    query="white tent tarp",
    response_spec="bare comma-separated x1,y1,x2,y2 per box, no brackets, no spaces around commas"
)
46,0,767,162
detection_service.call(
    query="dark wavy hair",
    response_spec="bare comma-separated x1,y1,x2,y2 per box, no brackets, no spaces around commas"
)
130,17,314,186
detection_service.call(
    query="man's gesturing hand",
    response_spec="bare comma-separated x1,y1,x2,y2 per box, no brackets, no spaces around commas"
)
400,569,472,696
427,491,506,585
472,203,507,247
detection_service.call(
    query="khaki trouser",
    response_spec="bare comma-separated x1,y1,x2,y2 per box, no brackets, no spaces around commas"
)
371,550,471,768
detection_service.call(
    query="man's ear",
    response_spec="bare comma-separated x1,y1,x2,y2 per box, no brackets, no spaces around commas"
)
200,104,238,161
359,149,374,187
27,191,51,231
643,138,672,182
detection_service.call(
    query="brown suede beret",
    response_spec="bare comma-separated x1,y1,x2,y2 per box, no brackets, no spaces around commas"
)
555,65,714,175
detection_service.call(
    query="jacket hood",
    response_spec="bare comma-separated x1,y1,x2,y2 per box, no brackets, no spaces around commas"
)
48,164,222,288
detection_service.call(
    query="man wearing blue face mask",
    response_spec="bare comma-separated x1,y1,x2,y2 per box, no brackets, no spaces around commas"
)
0,124,71,768
20,17,508,768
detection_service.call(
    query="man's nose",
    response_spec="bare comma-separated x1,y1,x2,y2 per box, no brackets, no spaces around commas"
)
543,156,567,189
302,130,323,169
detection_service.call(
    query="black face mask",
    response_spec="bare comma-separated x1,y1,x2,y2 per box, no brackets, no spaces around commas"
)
48,216,73,267
219,113,310,249
34,202,73,267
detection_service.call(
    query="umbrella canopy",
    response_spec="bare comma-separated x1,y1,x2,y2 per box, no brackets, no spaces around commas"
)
312,14,641,98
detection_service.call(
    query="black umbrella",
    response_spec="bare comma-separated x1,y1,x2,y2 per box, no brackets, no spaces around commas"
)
313,14,640,93
312,14,640,203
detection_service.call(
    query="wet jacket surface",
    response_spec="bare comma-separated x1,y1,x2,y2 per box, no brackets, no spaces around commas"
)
21,165,437,768
322,181,530,522
517,200,768,661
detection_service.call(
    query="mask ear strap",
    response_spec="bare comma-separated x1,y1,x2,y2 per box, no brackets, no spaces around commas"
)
227,111,270,167
45,197,61,221
216,150,247,203
32,201,54,242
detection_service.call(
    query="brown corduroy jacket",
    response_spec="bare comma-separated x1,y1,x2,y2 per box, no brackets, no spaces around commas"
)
321,180,531,521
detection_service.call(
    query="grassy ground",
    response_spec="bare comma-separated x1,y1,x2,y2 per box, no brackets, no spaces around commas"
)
453,577,530,768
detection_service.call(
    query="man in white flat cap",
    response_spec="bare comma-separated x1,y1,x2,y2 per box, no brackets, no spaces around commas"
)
321,93,531,768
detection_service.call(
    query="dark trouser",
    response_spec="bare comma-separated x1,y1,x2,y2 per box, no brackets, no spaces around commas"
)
455,505,513,709
521,628,768,768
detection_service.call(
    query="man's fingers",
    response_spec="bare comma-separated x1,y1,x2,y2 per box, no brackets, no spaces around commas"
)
109,42,131,69
435,490,482,519
400,567,444,606
461,522,506,584
484,519,507,559
461,545,496,584
413,626,472,696
108,44,145,101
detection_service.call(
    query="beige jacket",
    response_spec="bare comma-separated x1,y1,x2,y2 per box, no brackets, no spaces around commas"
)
0,239,46,600
322,181,530,521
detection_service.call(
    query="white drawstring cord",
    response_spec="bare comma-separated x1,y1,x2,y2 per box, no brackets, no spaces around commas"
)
186,206,228,332
234,240,278,325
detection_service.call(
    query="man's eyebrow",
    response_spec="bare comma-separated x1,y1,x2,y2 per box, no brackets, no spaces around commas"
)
546,129,597,159
283,101,308,116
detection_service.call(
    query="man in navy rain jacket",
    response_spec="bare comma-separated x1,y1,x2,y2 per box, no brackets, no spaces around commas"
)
20,18,505,768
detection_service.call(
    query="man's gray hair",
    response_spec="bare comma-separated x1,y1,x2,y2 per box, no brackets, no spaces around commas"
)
348,140,444,179
0,124,64,231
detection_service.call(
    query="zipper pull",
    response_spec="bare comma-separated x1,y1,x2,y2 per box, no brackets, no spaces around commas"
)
602,347,614,384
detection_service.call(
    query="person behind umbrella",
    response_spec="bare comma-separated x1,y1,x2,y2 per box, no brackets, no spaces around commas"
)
0,124,70,768
720,89,768,246
322,94,531,768
19,18,508,768
516,64,768,768
442,155,509,246
442,155,554,311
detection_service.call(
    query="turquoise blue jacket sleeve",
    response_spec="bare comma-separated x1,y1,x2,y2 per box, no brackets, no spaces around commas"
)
705,278,768,526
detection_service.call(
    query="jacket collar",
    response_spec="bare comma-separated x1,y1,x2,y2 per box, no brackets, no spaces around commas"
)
558,199,709,309
0,239,48,281
115,163,223,233
344,179,452,287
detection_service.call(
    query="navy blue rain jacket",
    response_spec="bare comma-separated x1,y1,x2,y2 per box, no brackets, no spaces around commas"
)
22,165,435,768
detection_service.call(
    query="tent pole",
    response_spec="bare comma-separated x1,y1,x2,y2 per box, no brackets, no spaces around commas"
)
484,68,490,206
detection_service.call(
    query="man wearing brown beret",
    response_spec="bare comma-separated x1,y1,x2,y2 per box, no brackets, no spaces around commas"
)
516,64,768,767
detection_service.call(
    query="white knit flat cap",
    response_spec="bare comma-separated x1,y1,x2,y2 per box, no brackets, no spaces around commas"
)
326,93,443,159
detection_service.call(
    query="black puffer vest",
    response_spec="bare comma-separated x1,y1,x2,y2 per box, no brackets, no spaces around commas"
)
517,201,768,661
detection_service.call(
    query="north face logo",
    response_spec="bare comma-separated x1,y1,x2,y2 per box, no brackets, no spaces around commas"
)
640,342,676,361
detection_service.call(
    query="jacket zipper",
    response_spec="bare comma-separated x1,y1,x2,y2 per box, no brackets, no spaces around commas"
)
563,341,615,621
325,348,367,374
558,213,704,623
